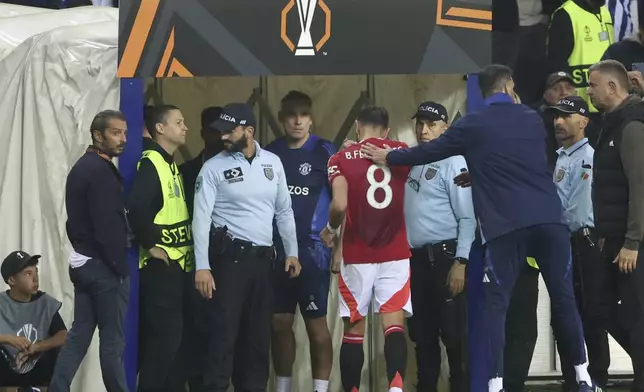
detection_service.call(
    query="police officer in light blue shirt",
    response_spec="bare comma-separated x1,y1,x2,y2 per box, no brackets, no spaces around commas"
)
548,96,610,391
403,101,476,392
191,103,301,392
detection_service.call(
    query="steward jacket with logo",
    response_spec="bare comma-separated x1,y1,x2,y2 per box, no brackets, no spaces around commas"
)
547,0,614,111
127,142,194,271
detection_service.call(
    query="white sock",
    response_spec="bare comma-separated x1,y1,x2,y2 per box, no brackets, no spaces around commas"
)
276,376,292,392
575,362,592,385
489,377,503,392
313,379,329,392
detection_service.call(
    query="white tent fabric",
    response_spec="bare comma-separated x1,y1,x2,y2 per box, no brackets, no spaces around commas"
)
0,10,119,391
0,6,118,62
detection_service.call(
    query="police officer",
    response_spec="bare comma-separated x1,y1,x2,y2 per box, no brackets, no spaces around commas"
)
548,96,610,390
403,101,476,392
192,103,301,392
127,104,195,392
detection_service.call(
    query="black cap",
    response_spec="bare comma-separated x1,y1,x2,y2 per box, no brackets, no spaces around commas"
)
201,106,223,129
412,101,449,122
1,251,41,283
547,96,589,117
545,71,574,89
211,103,256,133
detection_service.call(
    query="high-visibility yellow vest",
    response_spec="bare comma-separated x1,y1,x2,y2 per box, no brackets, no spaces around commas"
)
556,1,614,112
137,150,194,271
527,257,539,270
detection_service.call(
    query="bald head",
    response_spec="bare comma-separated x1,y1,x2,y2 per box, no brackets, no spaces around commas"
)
587,60,630,111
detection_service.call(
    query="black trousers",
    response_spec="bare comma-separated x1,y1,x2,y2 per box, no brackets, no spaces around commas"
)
503,266,539,392
0,348,59,387
600,238,644,391
201,242,274,392
138,259,196,392
407,244,468,392
50,259,129,392
558,232,610,389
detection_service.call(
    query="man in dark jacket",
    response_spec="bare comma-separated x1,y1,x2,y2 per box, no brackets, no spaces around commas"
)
50,110,130,392
588,59,644,391
179,106,223,217
362,64,601,392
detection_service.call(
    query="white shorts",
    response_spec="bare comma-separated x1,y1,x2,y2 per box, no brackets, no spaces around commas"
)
338,258,413,323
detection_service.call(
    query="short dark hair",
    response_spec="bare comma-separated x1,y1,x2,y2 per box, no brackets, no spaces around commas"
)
281,90,313,109
357,106,389,128
201,106,223,129
145,104,180,139
143,105,154,129
90,110,126,141
588,60,630,91
478,64,514,98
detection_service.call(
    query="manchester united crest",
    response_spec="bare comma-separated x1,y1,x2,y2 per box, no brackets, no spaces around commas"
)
264,167,274,180
555,168,565,182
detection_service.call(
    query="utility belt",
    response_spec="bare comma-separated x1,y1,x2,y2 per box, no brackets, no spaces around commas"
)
411,239,457,263
209,226,276,267
571,226,597,248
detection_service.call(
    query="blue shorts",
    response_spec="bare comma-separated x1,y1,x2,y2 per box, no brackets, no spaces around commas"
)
273,240,331,319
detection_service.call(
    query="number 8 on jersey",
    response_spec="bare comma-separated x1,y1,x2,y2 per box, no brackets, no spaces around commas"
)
327,138,411,264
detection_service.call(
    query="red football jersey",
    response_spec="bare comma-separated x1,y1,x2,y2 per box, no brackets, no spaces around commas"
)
327,138,411,264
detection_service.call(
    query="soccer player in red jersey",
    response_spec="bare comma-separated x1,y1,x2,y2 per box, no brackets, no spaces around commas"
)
320,107,411,392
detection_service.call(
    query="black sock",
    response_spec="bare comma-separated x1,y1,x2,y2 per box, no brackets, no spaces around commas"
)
340,333,364,392
384,325,407,389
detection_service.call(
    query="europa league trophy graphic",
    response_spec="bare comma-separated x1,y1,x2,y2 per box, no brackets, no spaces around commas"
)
294,0,318,56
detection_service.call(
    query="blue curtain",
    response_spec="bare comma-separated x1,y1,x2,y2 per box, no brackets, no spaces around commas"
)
466,73,488,392
119,78,144,392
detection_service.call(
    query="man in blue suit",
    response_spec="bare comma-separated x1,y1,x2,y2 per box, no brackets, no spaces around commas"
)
362,64,600,392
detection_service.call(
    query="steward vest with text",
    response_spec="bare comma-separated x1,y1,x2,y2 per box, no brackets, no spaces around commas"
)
559,1,614,112
137,150,194,271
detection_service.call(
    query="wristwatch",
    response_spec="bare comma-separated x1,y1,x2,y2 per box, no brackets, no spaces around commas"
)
454,257,468,266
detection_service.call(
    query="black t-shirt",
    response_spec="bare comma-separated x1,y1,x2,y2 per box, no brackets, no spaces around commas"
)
5,290,66,336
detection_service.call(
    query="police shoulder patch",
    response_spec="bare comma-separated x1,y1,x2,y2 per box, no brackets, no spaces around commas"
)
195,176,202,192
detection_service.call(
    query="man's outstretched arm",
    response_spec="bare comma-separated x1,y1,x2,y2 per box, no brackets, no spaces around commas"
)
387,121,468,166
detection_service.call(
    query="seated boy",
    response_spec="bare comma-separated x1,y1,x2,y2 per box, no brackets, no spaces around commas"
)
0,251,67,392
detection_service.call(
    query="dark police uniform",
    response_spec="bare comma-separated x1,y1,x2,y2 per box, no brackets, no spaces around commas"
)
192,104,298,392
264,134,335,319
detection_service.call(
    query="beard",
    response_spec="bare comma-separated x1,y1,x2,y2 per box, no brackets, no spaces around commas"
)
224,134,247,153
